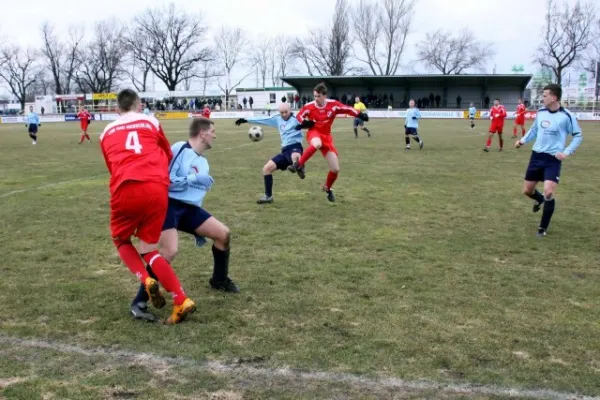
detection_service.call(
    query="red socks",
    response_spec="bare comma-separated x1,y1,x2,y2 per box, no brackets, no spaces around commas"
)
298,145,317,166
513,126,517,136
325,171,338,190
142,250,186,305
79,133,90,143
485,137,492,148
116,242,149,282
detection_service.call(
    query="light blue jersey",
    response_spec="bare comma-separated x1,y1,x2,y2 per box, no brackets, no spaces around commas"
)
405,107,421,129
469,107,476,118
143,108,150,115
26,112,40,126
520,107,582,156
245,114,303,148
168,141,211,207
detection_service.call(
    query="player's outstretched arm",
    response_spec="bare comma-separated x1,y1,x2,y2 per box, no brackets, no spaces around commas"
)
243,115,279,128
295,119,315,130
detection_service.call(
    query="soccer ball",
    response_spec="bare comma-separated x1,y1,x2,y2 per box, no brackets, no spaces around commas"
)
248,126,263,142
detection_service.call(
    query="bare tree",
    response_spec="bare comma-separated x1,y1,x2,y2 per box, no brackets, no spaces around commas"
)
416,29,495,74
351,0,417,75
579,18,600,78
40,23,84,95
253,39,271,88
126,4,212,91
293,0,354,76
214,26,253,104
198,61,222,97
535,0,595,85
273,35,295,85
0,46,40,110
123,34,153,92
74,20,125,93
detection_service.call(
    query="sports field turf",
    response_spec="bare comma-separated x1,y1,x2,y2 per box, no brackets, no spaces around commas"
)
0,117,599,399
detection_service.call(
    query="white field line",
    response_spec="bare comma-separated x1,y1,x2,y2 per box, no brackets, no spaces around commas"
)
0,139,275,199
0,335,597,400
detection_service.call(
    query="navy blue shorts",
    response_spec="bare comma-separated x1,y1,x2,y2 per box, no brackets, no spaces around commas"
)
353,117,364,127
28,124,38,134
405,127,418,135
272,143,303,170
162,198,212,234
524,151,562,183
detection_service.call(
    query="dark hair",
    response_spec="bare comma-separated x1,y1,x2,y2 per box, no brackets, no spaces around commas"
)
543,83,562,101
313,83,328,95
189,117,214,138
495,98,500,102
117,89,140,112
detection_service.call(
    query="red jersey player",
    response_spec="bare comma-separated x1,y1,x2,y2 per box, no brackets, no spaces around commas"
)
77,106,92,144
513,98,527,139
288,83,368,202
202,104,211,119
483,98,507,152
99,89,196,324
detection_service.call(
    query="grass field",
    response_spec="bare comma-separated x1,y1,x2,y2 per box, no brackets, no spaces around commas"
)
0,117,599,399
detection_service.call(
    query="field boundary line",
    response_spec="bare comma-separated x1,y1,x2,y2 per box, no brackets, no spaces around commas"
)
0,139,274,199
0,335,597,400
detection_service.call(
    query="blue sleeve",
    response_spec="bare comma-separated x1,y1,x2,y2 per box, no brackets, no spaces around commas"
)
416,110,421,119
246,115,279,128
563,112,582,156
520,115,538,145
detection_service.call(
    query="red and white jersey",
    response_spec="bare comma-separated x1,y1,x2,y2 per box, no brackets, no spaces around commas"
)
297,99,360,135
515,104,526,118
489,105,507,121
77,110,91,122
99,112,173,195
202,107,211,118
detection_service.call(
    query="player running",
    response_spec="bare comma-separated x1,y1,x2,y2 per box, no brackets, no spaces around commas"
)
405,99,423,150
130,117,238,321
288,83,368,202
234,103,304,204
77,106,92,144
202,104,211,119
483,98,507,152
25,105,40,145
515,84,582,237
468,103,476,130
352,96,371,139
99,89,196,325
513,98,527,139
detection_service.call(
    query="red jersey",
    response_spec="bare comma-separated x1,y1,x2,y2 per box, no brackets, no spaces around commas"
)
77,110,91,123
202,107,211,118
297,99,360,135
489,105,507,122
515,104,526,118
99,112,173,194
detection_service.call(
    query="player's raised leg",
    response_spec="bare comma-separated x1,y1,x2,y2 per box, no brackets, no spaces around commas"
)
322,151,339,202
289,136,320,178
522,179,545,213
195,217,239,292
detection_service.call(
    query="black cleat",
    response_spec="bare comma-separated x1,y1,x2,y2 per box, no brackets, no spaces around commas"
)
533,201,544,213
322,186,335,202
257,195,273,204
130,302,158,322
209,277,240,293
483,148,490,152
288,161,305,178
498,148,503,152
537,228,547,238
419,141,424,149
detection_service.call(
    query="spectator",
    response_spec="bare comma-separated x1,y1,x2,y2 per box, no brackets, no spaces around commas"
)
249,97,254,109
243,97,247,109
435,94,441,108
456,95,462,109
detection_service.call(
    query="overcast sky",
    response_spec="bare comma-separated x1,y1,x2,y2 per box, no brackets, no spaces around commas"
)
0,0,585,94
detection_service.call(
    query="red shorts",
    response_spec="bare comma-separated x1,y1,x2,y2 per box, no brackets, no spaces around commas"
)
515,117,525,125
307,131,338,156
80,122,89,130
489,122,504,134
109,181,168,244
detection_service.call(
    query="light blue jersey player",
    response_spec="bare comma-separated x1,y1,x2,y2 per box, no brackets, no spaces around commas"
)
515,84,583,237
234,102,304,204
404,99,423,150
25,106,40,145
468,103,476,130
130,118,239,322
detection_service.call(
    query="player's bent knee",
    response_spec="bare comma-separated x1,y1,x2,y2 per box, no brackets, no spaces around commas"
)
161,245,178,262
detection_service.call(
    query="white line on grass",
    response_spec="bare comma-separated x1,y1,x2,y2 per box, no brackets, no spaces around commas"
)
0,335,596,400
0,139,273,199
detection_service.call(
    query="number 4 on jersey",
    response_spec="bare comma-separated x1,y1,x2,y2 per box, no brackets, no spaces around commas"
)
125,131,143,154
